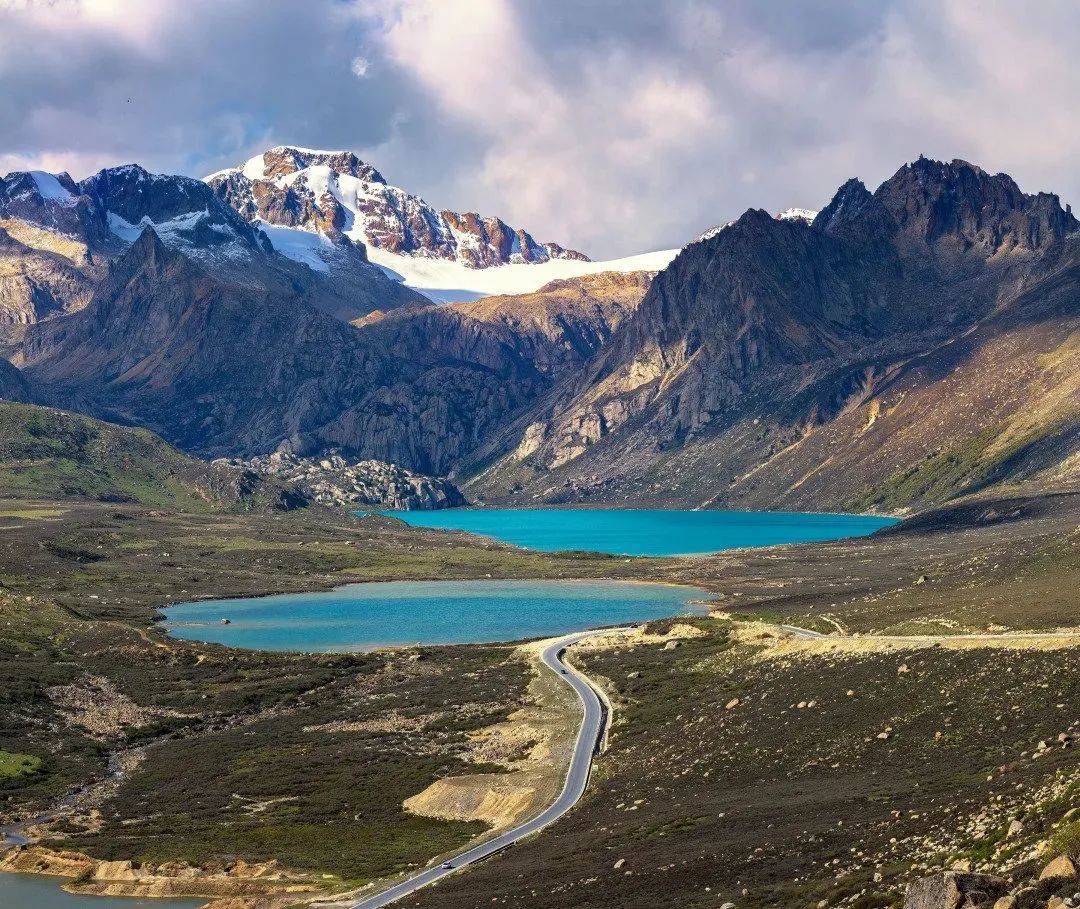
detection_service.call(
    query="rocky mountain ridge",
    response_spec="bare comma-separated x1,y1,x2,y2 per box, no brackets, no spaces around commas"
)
208,145,589,269
0,160,425,331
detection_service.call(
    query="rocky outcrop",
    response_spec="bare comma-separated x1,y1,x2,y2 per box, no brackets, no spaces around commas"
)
904,872,1009,909
226,451,467,509
0,846,316,902
0,224,94,339
208,145,589,267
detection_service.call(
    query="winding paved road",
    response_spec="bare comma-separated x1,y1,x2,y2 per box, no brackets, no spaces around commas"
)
347,628,618,909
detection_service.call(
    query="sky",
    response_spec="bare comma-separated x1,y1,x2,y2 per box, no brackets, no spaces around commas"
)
1,0,1078,259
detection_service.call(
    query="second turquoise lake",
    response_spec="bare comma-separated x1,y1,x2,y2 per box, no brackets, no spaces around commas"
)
379,508,897,557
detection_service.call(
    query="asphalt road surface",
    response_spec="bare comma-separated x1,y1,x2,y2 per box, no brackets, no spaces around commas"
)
348,627,618,909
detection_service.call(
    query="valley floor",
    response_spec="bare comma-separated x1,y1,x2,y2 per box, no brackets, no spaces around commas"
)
0,489,1076,908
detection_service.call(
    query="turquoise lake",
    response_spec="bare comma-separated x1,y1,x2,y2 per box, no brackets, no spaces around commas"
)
0,872,201,908
380,508,897,557
164,580,709,651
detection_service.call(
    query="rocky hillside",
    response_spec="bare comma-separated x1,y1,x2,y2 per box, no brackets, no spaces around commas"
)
208,145,589,268
0,401,304,510
0,357,29,401
17,230,548,472
225,450,467,510
448,271,652,378
467,158,1080,512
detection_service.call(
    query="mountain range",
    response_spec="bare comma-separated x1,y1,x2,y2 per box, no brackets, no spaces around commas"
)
1,151,1077,513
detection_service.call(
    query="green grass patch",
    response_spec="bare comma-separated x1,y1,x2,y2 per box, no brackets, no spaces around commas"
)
0,750,43,778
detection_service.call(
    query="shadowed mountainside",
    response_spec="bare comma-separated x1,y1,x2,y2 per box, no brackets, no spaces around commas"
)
465,158,1080,512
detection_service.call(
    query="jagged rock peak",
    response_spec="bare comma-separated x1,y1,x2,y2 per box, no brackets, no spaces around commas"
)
813,178,876,234
206,145,590,269
222,145,388,184
874,155,1079,252
817,157,1079,253
81,164,271,256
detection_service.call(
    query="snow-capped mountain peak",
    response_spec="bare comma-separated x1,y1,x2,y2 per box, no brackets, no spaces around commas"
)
694,207,819,245
776,207,818,224
206,145,589,272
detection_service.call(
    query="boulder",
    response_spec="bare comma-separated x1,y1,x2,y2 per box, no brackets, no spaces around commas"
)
1039,856,1077,881
904,872,1009,909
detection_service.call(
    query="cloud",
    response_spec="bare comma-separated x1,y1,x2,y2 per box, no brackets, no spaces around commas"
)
1,0,1079,258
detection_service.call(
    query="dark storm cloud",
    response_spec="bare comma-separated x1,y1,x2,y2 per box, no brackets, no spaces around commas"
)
2,1,1079,259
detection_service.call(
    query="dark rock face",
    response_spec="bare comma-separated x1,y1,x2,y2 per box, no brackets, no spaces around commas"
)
904,872,1009,909
0,170,111,251
0,357,28,401
872,158,1078,254
80,165,272,256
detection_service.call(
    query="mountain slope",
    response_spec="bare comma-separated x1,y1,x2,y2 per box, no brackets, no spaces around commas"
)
0,225,95,342
467,159,1080,511
0,357,28,401
18,230,551,473
0,401,304,509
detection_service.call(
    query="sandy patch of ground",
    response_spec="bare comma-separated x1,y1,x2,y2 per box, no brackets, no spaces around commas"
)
570,621,707,653
403,637,583,831
0,846,317,903
746,622,1080,659
46,674,185,740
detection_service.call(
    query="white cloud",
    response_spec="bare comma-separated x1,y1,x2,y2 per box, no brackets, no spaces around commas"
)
2,0,1079,257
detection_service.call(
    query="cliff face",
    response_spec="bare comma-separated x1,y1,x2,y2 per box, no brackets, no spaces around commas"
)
466,159,1079,511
